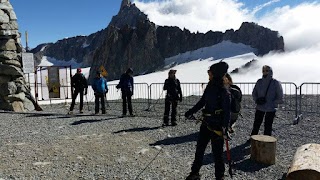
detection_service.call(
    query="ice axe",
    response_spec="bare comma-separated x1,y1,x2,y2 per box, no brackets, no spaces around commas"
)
225,137,233,178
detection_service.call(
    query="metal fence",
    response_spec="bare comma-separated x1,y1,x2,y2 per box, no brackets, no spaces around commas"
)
30,81,320,123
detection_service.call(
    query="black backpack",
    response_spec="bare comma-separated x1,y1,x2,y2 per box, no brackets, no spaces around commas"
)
230,84,242,113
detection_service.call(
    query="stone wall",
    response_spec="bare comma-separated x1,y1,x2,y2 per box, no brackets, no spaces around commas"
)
0,0,34,111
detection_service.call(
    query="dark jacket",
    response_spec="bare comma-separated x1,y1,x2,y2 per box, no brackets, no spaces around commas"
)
252,68,283,112
188,80,231,129
92,77,108,94
71,73,88,90
163,78,182,101
116,73,134,95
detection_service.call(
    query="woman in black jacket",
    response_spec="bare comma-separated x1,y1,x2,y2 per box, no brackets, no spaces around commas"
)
185,62,231,180
163,69,182,126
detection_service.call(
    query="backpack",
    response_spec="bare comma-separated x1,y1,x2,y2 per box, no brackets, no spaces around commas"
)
230,84,242,113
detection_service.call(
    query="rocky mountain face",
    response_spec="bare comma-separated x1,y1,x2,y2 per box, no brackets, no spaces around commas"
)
0,0,34,111
31,0,284,82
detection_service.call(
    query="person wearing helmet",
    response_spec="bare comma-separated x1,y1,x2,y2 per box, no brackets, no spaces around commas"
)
68,68,88,114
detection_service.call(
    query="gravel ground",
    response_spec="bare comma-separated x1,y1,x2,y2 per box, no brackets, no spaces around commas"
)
0,97,319,180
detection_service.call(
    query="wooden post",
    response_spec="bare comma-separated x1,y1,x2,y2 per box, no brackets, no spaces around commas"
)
250,135,277,165
286,144,320,180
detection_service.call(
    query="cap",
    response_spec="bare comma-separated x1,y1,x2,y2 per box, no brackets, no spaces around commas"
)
77,68,82,73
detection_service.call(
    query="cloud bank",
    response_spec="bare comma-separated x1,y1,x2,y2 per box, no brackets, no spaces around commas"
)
134,0,320,84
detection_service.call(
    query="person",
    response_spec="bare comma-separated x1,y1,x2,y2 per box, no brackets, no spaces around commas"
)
224,73,242,133
184,62,231,180
92,71,108,114
116,68,134,117
162,69,182,126
250,65,283,136
68,68,88,114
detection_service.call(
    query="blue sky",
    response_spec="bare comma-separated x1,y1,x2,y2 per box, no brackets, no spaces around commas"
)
9,0,318,48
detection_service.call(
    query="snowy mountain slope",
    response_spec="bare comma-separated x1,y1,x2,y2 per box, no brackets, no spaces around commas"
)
164,40,257,67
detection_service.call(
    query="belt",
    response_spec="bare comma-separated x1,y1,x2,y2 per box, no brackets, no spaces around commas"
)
202,109,223,116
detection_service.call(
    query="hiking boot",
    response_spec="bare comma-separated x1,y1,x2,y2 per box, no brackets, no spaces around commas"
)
67,111,73,115
171,121,178,126
186,172,200,180
102,112,106,114
129,114,135,117
80,110,84,114
35,105,43,111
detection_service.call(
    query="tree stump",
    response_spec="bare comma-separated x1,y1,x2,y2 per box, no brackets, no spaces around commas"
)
250,135,277,165
286,143,320,180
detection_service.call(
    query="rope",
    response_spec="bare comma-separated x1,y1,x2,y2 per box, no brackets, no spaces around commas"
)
134,147,163,180
145,90,164,111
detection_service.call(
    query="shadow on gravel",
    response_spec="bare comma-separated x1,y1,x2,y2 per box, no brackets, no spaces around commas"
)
113,126,161,134
150,132,199,146
0,111,61,117
70,117,119,125
230,141,270,172
202,141,270,172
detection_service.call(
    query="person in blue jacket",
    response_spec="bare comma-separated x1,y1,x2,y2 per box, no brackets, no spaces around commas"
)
116,68,134,117
184,62,231,180
92,71,108,114
251,65,283,136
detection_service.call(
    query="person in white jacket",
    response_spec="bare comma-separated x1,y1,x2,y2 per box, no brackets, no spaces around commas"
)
250,65,283,136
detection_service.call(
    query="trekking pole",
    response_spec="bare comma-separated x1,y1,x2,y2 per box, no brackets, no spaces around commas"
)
225,137,233,178
85,94,90,111
145,90,164,111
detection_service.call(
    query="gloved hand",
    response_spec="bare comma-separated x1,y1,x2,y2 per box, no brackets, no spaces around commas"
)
106,89,109,93
84,88,87,95
184,110,194,119
116,84,120,89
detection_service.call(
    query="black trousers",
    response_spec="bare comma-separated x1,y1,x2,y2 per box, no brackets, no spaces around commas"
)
163,99,178,123
191,124,225,179
251,109,276,136
122,91,133,115
95,93,106,114
70,88,84,111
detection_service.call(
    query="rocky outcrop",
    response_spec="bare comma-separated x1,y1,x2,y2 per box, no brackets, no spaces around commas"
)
0,0,34,111
30,28,108,67
157,22,284,58
31,1,284,82
224,22,284,55
90,21,163,81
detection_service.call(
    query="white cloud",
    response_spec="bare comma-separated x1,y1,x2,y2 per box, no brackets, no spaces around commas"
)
251,0,281,15
133,0,320,84
257,2,320,51
134,0,252,33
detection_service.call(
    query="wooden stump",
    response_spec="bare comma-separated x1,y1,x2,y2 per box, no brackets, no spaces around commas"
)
286,143,320,180
250,135,277,165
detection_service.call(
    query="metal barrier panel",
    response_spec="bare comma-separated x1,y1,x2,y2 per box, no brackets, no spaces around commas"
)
235,82,298,118
28,79,299,118
299,83,320,114
148,83,207,108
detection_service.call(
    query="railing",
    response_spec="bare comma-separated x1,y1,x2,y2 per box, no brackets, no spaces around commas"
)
29,82,320,124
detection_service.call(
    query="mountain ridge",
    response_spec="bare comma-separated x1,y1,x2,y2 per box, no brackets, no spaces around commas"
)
31,1,284,81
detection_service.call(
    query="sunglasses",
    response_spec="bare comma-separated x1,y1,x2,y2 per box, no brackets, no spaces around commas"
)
263,70,269,72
